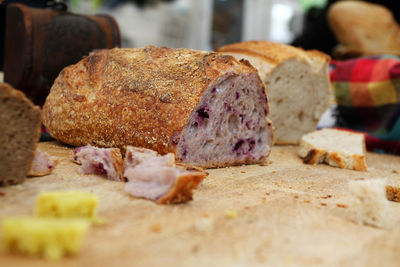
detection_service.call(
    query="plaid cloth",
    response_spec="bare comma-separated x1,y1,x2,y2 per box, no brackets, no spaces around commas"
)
330,55,400,155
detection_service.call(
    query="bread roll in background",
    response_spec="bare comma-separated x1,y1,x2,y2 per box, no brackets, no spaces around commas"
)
0,83,42,186
217,41,331,144
43,46,273,168
328,1,400,58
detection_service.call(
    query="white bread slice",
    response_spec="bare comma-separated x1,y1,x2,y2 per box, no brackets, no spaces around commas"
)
298,128,367,171
217,41,331,144
348,179,391,229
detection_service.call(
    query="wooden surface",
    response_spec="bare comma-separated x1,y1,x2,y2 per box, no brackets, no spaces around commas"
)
1,141,400,266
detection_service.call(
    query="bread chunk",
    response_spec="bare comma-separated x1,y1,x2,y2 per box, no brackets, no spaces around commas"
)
348,179,391,228
217,41,330,144
28,148,59,177
298,128,367,171
0,83,42,186
43,46,273,168
1,217,89,260
73,145,125,181
124,146,207,204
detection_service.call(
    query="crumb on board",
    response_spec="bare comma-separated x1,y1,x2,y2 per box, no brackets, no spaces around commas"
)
294,195,299,199
194,218,214,232
320,203,327,206
320,194,332,199
355,178,365,181
240,171,246,173
192,245,200,253
336,203,348,208
225,210,237,219
150,224,162,233
304,200,311,204
0,191,5,197
392,170,398,174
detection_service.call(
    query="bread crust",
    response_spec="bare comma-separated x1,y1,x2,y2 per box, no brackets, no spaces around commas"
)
216,40,330,66
157,164,207,204
43,46,264,154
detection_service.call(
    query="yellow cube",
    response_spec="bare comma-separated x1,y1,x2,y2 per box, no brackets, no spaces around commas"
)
1,217,89,260
35,191,98,222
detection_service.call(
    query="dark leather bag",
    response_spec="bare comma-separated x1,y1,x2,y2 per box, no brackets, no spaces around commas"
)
4,3,121,105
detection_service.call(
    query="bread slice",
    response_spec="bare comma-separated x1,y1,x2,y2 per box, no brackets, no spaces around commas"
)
328,1,400,57
0,83,42,186
298,128,367,171
43,46,273,168
348,179,390,228
124,146,207,204
216,41,331,144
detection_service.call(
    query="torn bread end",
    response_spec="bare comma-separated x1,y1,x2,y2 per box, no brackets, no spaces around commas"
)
348,179,391,229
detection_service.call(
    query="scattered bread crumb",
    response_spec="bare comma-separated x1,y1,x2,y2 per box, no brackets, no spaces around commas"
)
320,203,327,206
392,170,398,174
0,191,5,197
240,171,246,173
304,200,311,204
194,218,214,233
320,194,332,199
150,224,162,233
225,210,237,219
336,203,348,208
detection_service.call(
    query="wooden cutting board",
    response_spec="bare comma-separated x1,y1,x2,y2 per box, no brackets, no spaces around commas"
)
1,141,400,266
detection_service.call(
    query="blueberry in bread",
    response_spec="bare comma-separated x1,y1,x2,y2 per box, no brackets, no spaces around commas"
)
43,46,273,168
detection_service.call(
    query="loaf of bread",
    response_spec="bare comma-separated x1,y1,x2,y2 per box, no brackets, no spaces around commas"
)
217,41,330,144
298,128,367,171
328,1,400,58
43,46,273,168
0,83,42,186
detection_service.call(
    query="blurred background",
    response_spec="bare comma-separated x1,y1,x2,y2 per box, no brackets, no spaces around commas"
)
49,0,321,50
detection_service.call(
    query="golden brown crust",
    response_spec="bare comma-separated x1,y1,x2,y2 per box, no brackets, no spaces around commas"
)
157,164,207,204
386,185,400,202
352,154,367,172
110,149,126,182
303,149,321,165
216,40,330,65
43,46,260,154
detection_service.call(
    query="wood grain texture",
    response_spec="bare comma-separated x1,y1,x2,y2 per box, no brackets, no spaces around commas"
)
1,141,400,266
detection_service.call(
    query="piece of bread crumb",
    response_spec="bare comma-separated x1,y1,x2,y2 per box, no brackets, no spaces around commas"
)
348,179,391,228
